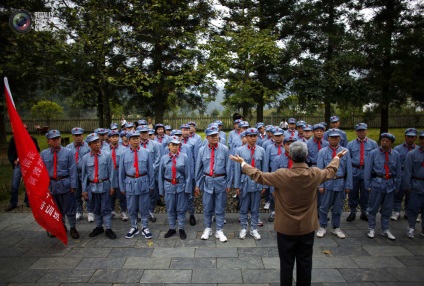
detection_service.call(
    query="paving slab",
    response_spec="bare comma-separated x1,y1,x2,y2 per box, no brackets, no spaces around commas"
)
0,246,29,257
170,257,216,269
38,269,96,283
89,269,144,283
29,257,81,269
351,256,406,268
217,257,264,269
237,247,278,257
76,257,127,269
396,255,424,267
241,269,279,283
123,257,171,269
338,268,397,282
65,247,112,257
309,269,346,283
313,257,359,268
363,245,413,256
195,247,238,257
192,269,242,283
152,247,195,257
6,269,48,283
141,269,192,283
386,267,424,281
0,257,38,270
319,245,370,256
107,247,153,257
262,257,279,269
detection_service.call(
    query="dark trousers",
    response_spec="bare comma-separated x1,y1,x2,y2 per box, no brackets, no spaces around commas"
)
277,231,314,286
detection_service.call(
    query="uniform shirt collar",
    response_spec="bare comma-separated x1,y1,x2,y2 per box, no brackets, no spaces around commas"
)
379,147,392,154
50,147,61,153
90,150,102,156
356,137,368,143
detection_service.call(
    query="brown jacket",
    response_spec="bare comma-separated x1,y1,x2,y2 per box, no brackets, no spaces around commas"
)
242,158,340,235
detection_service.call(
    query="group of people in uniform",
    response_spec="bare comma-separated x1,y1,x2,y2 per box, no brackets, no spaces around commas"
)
15,114,424,242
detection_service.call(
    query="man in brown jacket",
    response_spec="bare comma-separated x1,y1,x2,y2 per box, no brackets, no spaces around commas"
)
230,141,346,286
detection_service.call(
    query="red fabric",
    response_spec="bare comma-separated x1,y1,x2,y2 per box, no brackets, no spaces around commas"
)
93,153,99,182
183,137,187,144
317,140,321,150
75,145,80,165
277,145,282,155
248,145,255,167
3,78,67,245
209,145,215,176
53,150,57,179
141,140,148,148
111,146,117,169
330,146,338,158
291,130,294,136
359,140,364,166
171,153,177,185
384,151,390,179
285,152,293,169
133,148,139,178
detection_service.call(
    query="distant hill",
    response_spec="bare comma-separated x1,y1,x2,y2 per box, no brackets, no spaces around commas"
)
206,87,225,113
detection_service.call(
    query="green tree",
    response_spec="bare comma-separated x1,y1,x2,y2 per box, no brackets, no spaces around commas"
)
359,0,424,133
30,100,63,126
0,1,60,142
119,0,217,123
290,0,366,125
208,0,295,122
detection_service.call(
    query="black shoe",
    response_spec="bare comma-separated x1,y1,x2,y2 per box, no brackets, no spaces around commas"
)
46,231,56,238
346,213,356,222
189,215,196,226
89,227,104,237
5,205,16,212
70,227,80,239
179,229,187,240
149,212,157,222
164,229,176,238
25,203,30,208
404,214,408,220
156,200,165,207
105,229,117,239
360,213,368,222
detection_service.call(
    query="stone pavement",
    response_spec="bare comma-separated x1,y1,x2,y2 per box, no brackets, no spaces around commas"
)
0,212,424,286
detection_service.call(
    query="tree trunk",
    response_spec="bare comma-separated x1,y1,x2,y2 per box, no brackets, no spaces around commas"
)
154,91,165,124
325,101,331,126
380,0,394,134
256,96,264,123
97,89,104,127
100,82,111,127
380,104,389,134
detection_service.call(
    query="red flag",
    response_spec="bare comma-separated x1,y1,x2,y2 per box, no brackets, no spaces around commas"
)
3,77,68,245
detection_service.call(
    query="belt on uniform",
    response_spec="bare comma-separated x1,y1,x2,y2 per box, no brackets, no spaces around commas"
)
204,173,226,178
165,178,180,184
89,178,109,183
126,173,147,178
372,173,393,179
352,164,364,169
412,176,424,181
334,175,346,180
50,175,69,181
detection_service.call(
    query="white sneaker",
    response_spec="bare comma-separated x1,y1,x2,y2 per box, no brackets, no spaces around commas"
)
250,229,261,240
406,227,415,238
201,227,212,240
87,212,94,223
381,229,396,240
263,201,270,210
76,212,83,221
331,228,346,239
367,228,375,238
121,212,128,221
316,227,326,238
417,214,421,223
390,211,400,221
215,230,228,242
239,229,247,239
111,211,116,219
